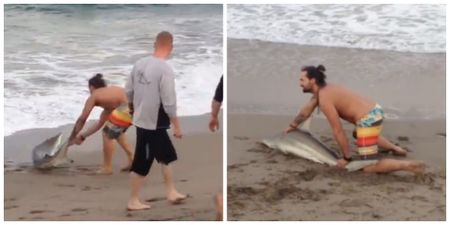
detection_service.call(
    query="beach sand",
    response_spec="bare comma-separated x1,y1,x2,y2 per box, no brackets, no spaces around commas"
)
227,114,445,221
227,39,446,221
4,114,223,221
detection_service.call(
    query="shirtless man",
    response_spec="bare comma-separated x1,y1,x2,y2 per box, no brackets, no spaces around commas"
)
69,74,134,175
285,65,424,175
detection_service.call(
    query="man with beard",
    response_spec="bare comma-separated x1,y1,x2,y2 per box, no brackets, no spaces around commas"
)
285,65,424,174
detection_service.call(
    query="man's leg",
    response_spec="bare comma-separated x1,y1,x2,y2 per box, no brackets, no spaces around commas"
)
117,133,134,171
215,192,223,221
127,172,151,210
378,136,408,156
161,164,187,203
363,158,425,175
97,132,115,175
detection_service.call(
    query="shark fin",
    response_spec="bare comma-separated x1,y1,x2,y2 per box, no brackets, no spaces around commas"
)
300,116,312,132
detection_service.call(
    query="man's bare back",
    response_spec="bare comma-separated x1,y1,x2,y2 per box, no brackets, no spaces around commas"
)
91,86,128,111
318,84,376,124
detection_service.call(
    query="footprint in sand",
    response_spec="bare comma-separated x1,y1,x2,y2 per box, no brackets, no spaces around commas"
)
296,169,318,181
397,136,410,142
81,186,92,191
71,208,88,212
29,210,50,214
56,184,76,188
179,179,188,182
371,213,382,219
5,197,17,202
265,159,278,164
410,195,429,202
338,199,373,208
5,205,19,210
31,216,44,220
247,148,268,153
233,136,250,140
328,182,341,187
228,163,249,170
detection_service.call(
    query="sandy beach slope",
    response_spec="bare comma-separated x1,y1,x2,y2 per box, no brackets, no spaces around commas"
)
4,114,223,221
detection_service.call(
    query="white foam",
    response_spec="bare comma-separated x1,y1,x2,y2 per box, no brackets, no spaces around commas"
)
228,5,445,53
4,5,223,135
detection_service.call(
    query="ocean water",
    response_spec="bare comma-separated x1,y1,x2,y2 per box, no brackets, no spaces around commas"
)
4,4,223,136
227,4,446,120
228,4,445,53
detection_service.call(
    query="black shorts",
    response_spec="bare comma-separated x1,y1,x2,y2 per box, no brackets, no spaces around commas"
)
130,127,178,176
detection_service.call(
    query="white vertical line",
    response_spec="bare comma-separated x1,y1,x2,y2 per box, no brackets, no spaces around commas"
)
222,2,228,222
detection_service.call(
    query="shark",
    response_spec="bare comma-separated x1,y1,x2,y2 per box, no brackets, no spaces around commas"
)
260,117,369,171
260,117,339,166
32,133,72,169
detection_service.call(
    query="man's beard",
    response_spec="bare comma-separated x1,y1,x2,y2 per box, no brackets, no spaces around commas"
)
302,87,312,93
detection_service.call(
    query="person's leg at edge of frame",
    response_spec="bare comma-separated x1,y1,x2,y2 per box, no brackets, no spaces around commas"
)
215,192,223,220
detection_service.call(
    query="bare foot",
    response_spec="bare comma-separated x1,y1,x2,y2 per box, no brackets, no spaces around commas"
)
167,191,189,205
390,146,408,156
127,200,151,211
407,161,425,175
95,168,113,175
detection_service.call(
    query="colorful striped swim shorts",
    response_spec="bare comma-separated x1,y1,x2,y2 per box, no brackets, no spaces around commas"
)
103,103,133,139
354,104,384,159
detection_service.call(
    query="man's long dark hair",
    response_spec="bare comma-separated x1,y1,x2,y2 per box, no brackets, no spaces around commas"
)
302,65,327,87
88,73,107,88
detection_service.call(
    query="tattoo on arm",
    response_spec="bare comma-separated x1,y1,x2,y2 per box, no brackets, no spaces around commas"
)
293,113,307,126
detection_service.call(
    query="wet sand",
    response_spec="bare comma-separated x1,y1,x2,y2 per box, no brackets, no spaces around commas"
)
227,114,445,221
4,114,223,221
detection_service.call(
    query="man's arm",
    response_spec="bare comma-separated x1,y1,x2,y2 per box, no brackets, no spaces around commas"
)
77,109,110,141
211,100,221,118
160,67,181,138
125,64,136,114
319,96,351,162
68,96,96,144
210,76,223,132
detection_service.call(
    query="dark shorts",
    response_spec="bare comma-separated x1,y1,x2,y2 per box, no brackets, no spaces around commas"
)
130,127,178,176
102,123,128,139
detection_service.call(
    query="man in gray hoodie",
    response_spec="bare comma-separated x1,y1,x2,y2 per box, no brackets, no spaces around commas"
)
125,31,187,211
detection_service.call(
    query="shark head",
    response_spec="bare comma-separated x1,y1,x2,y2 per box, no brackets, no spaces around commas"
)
32,133,70,169
260,117,338,166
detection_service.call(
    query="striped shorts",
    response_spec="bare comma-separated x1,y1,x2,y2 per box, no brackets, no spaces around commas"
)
354,104,384,159
103,103,133,139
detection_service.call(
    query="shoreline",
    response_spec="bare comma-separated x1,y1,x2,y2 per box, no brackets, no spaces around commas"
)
4,112,221,164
